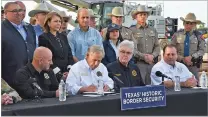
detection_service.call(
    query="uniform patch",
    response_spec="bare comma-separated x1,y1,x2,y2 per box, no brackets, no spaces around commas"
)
44,73,50,79
132,70,137,76
177,67,183,74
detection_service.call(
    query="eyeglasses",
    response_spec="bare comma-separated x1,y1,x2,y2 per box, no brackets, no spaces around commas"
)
6,9,25,13
185,22,196,25
120,50,132,55
63,19,69,23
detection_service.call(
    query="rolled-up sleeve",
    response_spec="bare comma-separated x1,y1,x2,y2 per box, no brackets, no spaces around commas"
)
66,66,82,95
150,65,162,85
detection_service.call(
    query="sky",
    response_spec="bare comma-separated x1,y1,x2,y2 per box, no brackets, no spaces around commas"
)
1,0,208,29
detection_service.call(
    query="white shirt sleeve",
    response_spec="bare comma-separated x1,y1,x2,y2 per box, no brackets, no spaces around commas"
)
101,64,114,89
66,65,82,95
150,64,163,85
179,63,193,82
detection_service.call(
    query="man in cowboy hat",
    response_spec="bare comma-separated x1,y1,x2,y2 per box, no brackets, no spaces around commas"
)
171,13,205,80
101,7,135,42
88,9,100,29
130,5,160,85
59,11,72,36
29,3,50,38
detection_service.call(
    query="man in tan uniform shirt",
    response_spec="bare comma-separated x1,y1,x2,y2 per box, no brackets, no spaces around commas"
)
101,7,135,41
130,5,160,85
171,13,205,80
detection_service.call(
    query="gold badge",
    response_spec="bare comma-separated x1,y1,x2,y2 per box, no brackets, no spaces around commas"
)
132,70,137,76
115,74,121,76
44,73,49,79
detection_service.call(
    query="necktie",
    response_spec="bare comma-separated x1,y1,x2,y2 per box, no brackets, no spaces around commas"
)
184,32,190,57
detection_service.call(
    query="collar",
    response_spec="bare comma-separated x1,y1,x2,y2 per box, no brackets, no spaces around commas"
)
136,23,148,29
183,29,193,35
27,63,40,76
117,60,130,71
10,21,24,29
161,59,176,69
83,59,91,71
77,25,90,32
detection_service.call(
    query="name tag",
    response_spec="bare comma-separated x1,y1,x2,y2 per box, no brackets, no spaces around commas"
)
120,85,166,111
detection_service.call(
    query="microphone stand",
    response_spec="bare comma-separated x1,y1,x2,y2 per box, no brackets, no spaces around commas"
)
161,76,164,85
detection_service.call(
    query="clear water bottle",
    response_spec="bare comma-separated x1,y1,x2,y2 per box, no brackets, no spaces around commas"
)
97,80,104,95
59,79,66,101
200,71,208,89
174,76,181,91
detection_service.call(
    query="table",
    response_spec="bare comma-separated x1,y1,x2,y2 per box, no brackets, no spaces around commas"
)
2,88,208,116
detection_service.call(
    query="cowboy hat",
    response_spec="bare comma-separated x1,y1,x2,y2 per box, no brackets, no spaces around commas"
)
88,9,100,18
180,13,201,24
59,11,72,19
131,5,150,19
28,3,50,17
107,7,124,17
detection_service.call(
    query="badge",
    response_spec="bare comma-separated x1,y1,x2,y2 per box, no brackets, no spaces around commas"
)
115,74,121,76
44,73,49,79
132,70,137,76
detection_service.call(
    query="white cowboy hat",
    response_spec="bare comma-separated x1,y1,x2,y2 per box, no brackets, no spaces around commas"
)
88,9,100,18
28,3,50,17
131,5,150,19
180,13,201,24
107,7,124,17
59,11,72,19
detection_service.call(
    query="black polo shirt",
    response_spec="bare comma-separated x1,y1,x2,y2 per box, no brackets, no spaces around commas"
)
107,60,145,92
14,63,59,99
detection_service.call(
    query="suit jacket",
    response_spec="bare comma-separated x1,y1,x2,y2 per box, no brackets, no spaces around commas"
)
39,32,74,73
1,19,36,86
102,40,117,66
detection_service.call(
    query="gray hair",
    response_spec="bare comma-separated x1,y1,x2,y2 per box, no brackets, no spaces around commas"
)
118,40,134,52
87,45,105,58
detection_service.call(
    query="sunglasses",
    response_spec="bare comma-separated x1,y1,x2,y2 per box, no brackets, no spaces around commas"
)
6,9,25,13
185,22,196,25
63,19,69,22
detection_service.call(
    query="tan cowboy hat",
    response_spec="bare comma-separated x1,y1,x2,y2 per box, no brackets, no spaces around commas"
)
88,9,100,18
107,7,124,17
28,3,50,17
59,11,72,19
131,5,150,19
180,13,201,24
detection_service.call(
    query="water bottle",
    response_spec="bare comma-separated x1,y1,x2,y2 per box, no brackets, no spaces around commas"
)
59,79,66,101
97,80,104,95
200,71,208,89
174,76,181,91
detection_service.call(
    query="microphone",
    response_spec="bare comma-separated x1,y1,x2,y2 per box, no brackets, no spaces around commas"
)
155,71,173,80
27,78,43,96
108,73,124,85
67,65,72,71
96,71,102,77
53,67,63,80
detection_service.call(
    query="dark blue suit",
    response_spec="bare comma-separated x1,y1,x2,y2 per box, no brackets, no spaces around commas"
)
102,40,117,66
1,19,36,86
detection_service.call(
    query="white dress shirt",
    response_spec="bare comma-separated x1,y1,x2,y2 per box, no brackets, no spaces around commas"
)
151,59,193,85
66,59,114,95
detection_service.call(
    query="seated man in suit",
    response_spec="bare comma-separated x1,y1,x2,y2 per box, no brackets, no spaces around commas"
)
151,44,197,88
66,45,114,95
14,47,59,99
107,40,145,92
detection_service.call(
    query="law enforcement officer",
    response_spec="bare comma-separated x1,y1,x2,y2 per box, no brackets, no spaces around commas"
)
88,9,100,29
130,5,160,85
151,44,197,88
14,47,59,99
107,40,145,92
171,13,205,80
101,7,135,42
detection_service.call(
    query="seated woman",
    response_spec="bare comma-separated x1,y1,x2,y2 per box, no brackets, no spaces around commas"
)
39,12,74,81
107,40,145,92
102,23,123,66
